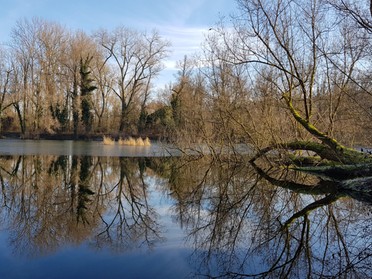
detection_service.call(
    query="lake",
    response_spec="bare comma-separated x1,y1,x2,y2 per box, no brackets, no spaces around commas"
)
0,139,371,279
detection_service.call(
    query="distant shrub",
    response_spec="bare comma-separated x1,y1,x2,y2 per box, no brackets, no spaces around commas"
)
143,137,151,146
118,137,151,146
103,135,115,145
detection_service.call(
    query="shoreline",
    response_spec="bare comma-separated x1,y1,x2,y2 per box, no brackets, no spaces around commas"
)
0,132,164,142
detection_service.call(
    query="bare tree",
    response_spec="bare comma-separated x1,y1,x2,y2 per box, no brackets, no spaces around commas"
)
95,27,170,134
0,47,13,134
9,18,39,135
9,18,70,136
327,0,372,32
90,50,114,133
214,0,371,164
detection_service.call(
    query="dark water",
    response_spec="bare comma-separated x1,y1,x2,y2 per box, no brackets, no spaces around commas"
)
0,140,371,279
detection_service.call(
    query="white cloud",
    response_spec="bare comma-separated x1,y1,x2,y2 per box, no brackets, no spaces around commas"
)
160,25,208,63
163,60,177,71
151,25,209,89
0,0,233,90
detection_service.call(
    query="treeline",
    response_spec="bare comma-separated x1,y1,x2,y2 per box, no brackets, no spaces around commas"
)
0,18,170,139
163,0,372,149
0,0,372,148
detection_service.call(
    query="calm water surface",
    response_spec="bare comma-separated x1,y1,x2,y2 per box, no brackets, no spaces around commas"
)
0,140,371,278
0,139,180,157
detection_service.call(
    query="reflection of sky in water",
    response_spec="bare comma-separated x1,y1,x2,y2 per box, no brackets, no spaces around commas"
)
0,238,193,279
0,148,370,278
0,175,194,279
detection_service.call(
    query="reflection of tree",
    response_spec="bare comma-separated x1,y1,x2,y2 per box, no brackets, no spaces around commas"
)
0,155,22,208
249,163,372,278
0,155,162,256
94,157,162,250
0,154,371,277
165,157,372,278
77,156,95,224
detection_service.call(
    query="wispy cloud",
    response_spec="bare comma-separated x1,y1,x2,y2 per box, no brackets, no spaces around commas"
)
160,25,209,65
152,25,209,88
0,0,235,88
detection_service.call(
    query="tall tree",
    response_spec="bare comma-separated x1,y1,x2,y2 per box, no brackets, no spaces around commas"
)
0,47,13,135
90,51,114,133
327,0,372,32
9,18,69,136
65,31,97,138
80,56,97,134
95,27,170,133
214,0,371,164
9,18,38,135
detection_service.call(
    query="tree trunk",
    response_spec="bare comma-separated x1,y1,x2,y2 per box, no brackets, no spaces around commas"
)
119,101,127,133
13,103,25,135
278,93,369,164
251,94,371,165
72,73,79,140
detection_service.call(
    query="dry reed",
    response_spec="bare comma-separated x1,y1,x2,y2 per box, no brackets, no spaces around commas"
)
118,137,151,146
102,135,115,145
143,137,151,146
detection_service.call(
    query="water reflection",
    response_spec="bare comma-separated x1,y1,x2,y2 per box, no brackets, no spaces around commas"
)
168,158,372,278
0,155,163,257
0,155,371,278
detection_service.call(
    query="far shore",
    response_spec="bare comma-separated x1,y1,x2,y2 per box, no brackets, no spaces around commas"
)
0,132,164,142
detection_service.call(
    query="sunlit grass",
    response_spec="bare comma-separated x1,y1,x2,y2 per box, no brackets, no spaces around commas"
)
143,137,151,146
102,135,115,145
117,137,125,145
136,137,145,146
118,137,151,146
119,137,136,146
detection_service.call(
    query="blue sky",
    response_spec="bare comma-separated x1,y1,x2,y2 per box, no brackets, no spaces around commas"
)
0,0,237,88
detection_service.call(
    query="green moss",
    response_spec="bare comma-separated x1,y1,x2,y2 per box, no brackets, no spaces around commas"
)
251,139,372,166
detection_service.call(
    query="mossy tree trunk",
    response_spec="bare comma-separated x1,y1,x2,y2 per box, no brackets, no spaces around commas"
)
250,94,371,165
278,93,369,164
217,0,371,166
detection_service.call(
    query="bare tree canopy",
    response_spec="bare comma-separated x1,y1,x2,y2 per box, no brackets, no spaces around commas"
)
200,0,372,165
94,27,170,133
327,0,372,32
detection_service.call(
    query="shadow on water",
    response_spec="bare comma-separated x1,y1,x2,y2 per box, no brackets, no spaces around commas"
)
0,154,371,278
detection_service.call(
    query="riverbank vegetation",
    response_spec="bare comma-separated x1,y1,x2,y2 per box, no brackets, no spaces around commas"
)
103,135,151,146
0,1,371,166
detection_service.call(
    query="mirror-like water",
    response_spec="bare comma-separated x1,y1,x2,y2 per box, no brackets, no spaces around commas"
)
0,140,371,279
0,139,181,157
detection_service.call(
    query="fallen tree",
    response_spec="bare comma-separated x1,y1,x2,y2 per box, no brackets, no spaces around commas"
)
250,94,372,179
249,140,371,166
250,93,372,170
216,0,372,177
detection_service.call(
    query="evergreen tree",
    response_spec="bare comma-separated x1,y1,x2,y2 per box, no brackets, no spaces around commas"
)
79,56,97,134
72,71,79,139
50,103,69,132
